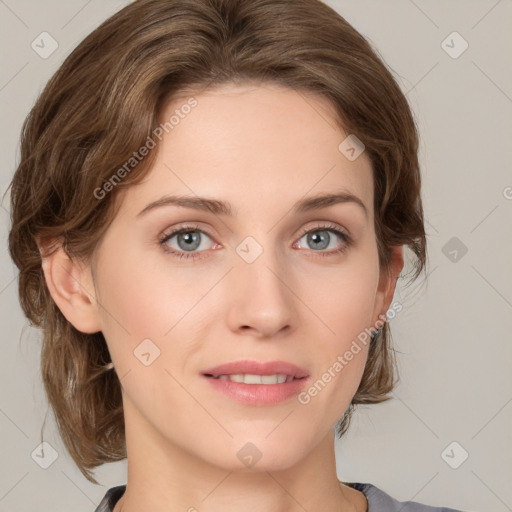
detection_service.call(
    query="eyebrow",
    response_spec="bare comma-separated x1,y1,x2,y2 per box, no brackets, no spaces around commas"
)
136,190,368,219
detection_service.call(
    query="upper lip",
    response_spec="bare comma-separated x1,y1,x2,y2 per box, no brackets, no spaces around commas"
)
202,360,309,379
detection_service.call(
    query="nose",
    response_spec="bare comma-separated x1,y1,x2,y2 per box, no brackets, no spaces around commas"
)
225,245,296,339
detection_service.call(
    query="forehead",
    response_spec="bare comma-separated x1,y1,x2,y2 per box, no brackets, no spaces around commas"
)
117,82,374,220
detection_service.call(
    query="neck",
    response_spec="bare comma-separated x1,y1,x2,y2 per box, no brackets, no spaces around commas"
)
113,397,365,512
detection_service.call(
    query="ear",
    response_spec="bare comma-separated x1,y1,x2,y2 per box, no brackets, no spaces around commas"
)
371,245,404,328
39,239,102,334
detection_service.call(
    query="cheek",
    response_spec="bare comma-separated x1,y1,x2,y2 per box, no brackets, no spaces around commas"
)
94,254,201,420
92,242,177,362
301,253,379,341
94,243,215,376
300,254,378,396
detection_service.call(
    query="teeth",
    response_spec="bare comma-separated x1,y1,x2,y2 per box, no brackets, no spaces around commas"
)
214,373,294,384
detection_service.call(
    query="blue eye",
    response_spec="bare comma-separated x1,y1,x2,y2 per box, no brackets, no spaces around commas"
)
158,224,215,260
294,223,352,257
158,222,352,261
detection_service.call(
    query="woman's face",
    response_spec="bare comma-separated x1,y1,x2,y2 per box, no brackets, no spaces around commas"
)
83,82,401,471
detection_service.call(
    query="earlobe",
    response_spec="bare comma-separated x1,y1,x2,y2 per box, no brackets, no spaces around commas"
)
40,242,102,334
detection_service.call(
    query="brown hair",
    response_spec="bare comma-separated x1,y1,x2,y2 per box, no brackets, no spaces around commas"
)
6,0,426,484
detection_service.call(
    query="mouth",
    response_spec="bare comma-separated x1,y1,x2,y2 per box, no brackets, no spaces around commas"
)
201,363,310,406
200,359,310,405
204,373,306,384
201,359,309,382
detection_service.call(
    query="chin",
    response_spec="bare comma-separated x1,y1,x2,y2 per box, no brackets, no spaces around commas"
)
202,435,311,473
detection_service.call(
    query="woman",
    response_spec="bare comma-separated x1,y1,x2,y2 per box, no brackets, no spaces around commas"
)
7,0,472,510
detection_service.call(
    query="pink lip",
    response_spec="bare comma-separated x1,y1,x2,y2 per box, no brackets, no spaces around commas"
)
201,359,309,378
201,360,310,406
203,375,310,406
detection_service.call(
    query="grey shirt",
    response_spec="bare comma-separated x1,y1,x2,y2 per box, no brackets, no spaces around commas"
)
94,482,473,511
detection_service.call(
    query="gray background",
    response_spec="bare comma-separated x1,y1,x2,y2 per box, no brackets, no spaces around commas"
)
1,1,511,511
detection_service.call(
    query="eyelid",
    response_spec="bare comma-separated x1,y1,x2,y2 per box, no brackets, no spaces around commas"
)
296,220,350,238
159,223,216,245
159,221,347,243
158,220,352,259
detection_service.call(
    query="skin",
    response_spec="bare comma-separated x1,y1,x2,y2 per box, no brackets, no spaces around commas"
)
41,82,403,512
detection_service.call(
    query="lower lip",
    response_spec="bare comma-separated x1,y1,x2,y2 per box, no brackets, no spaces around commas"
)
203,375,309,406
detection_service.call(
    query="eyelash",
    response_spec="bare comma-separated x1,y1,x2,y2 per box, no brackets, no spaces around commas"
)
158,222,353,261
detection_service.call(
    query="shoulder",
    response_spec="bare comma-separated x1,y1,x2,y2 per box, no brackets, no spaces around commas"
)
343,481,474,512
93,485,126,512
96,482,475,512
